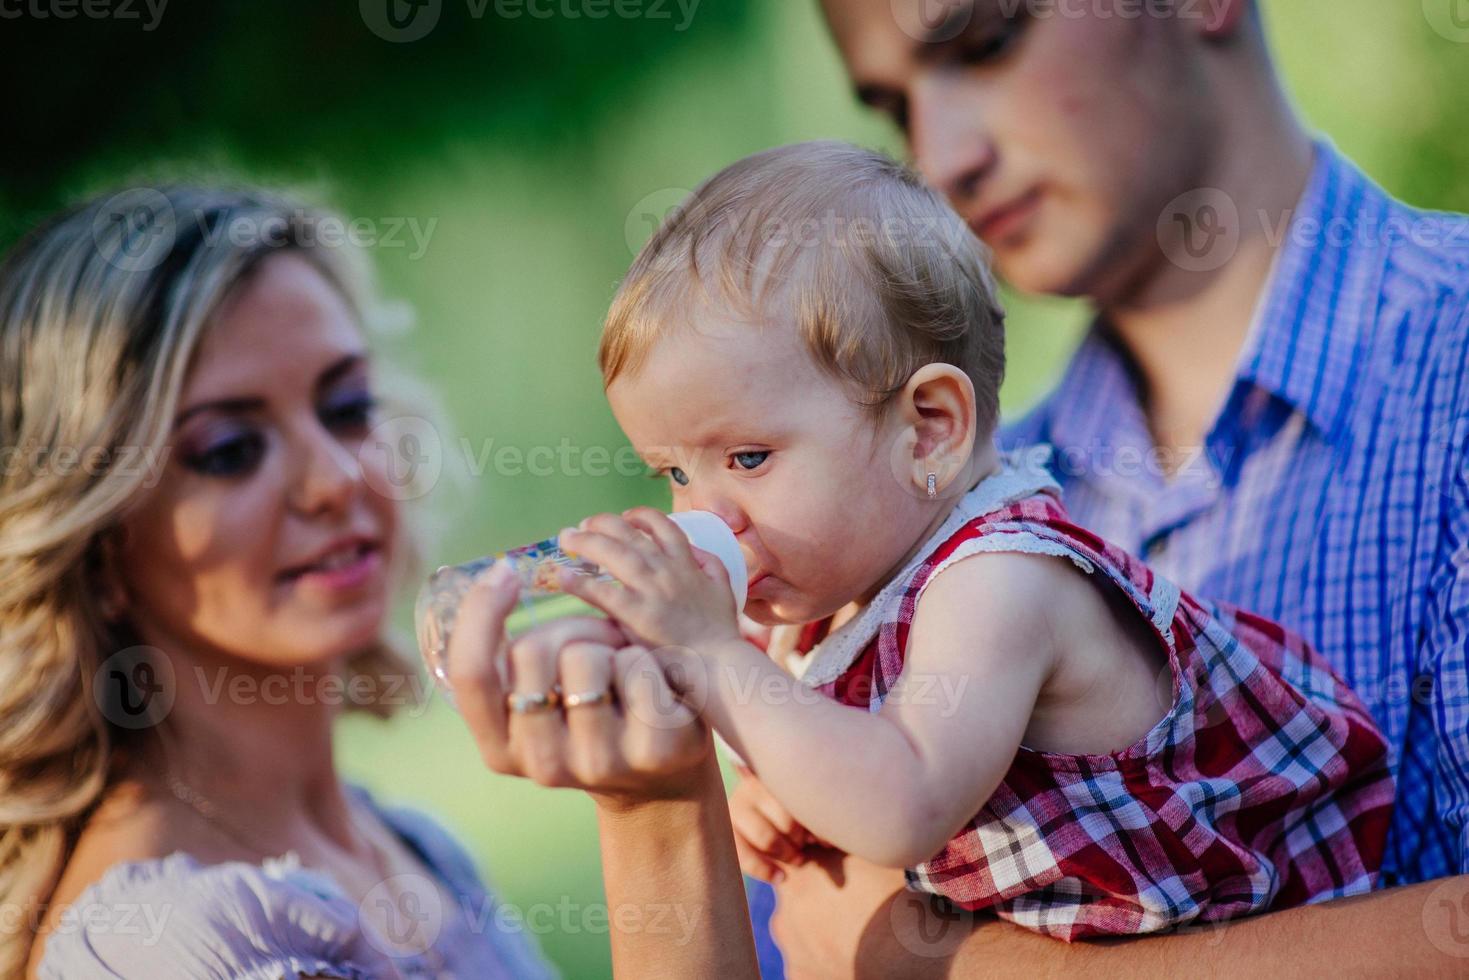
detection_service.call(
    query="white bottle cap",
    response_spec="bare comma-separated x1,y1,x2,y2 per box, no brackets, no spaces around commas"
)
667,510,748,614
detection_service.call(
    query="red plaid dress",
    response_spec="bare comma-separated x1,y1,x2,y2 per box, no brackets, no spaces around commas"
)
791,471,1394,940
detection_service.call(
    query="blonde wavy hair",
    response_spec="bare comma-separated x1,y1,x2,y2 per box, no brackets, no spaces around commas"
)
0,184,431,977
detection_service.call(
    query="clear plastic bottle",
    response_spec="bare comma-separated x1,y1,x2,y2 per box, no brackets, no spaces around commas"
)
414,511,747,697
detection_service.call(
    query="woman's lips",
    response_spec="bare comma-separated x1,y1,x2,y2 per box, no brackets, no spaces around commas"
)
971,187,1043,244
281,544,383,595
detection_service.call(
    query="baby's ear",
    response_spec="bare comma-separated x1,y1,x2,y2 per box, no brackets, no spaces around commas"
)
898,365,978,497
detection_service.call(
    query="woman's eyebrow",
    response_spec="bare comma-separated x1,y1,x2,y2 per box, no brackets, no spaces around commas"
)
315,351,368,390
173,396,264,427
173,352,368,426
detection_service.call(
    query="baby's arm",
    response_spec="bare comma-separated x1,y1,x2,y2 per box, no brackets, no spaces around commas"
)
694,552,1060,867
556,511,1063,868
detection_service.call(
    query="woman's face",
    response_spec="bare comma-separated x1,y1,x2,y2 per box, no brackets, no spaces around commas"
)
116,252,399,670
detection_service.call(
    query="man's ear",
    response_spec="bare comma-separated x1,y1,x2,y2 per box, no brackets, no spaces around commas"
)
897,364,977,497
1199,0,1252,38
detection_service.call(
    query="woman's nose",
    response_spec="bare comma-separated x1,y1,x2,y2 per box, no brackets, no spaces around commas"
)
288,425,362,515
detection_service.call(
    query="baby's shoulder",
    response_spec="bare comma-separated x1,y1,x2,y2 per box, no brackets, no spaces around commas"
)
914,541,1149,658
917,546,1098,619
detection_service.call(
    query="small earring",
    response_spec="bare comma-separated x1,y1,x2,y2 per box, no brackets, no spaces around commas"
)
926,473,937,498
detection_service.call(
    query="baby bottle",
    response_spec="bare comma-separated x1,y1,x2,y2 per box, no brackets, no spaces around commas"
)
415,511,747,697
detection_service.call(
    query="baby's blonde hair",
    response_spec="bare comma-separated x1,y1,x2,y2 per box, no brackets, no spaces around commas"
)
601,140,1006,434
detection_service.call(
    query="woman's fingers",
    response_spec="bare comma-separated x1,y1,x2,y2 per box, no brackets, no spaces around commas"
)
513,614,627,655
444,565,520,773
501,617,625,786
505,629,573,787
559,640,622,784
612,645,702,769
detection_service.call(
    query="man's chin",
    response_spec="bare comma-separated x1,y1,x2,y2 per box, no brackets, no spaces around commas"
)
993,244,1101,300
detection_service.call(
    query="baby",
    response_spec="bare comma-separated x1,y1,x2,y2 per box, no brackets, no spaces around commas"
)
556,141,1394,939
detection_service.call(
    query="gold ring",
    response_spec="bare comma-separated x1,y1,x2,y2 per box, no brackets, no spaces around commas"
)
562,689,614,709
506,687,561,714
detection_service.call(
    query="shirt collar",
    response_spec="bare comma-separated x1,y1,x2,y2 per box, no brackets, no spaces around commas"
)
1233,138,1390,443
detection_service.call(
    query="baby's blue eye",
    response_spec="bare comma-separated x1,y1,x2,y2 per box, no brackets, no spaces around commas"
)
668,467,690,487
733,451,769,471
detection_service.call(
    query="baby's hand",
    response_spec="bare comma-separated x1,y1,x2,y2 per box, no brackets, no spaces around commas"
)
730,773,815,883
557,509,743,654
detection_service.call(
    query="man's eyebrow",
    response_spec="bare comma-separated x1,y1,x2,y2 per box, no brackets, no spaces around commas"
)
852,0,985,106
912,0,983,62
173,352,367,427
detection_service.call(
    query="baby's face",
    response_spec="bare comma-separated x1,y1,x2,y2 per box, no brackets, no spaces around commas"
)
606,313,940,626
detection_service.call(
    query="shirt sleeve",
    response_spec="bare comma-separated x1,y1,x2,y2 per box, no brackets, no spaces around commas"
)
1425,415,1469,874
36,853,390,980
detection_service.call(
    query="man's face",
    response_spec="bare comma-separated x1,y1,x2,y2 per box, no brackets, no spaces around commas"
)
822,0,1223,301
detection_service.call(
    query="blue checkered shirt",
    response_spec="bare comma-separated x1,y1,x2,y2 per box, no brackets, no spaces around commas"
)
1001,140,1469,885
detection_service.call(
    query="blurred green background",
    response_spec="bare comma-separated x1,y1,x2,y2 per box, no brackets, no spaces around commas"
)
5,1,1468,975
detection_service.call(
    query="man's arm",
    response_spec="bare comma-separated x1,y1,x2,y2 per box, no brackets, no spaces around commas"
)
771,851,1469,978
1426,409,1469,873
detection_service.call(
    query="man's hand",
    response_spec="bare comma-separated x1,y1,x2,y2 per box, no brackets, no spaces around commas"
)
769,849,918,980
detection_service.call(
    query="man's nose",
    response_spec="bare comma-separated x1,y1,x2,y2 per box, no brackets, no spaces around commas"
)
909,75,998,208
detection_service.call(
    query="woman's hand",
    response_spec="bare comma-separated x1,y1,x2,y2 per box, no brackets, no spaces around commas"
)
432,562,761,979
556,508,743,654
440,562,714,808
